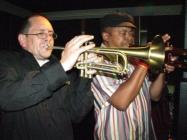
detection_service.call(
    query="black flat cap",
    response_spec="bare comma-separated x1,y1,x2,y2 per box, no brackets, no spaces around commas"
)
100,13,136,31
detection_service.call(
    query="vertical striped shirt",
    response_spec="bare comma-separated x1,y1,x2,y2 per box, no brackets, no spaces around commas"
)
91,64,155,140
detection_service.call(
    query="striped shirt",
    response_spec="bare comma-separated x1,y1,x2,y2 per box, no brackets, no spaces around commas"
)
91,64,155,140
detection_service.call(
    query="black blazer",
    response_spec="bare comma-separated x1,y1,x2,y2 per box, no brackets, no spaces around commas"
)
0,49,93,140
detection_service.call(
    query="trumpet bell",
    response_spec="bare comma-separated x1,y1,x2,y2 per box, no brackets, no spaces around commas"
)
147,35,165,72
113,35,165,73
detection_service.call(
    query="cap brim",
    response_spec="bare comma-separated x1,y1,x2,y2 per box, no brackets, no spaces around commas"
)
117,22,136,28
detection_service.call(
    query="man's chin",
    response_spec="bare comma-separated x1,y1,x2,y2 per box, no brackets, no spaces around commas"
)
44,54,51,59
44,50,52,55
40,52,51,60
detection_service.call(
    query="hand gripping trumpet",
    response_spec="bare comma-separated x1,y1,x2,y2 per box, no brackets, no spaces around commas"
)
51,35,165,78
165,46,187,69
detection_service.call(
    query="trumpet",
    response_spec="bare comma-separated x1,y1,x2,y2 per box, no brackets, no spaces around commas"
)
51,35,165,78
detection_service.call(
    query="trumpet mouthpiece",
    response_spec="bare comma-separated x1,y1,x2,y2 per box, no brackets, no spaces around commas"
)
47,45,53,50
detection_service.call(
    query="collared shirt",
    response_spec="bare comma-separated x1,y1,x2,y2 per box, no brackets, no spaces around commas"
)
91,57,154,140
36,58,49,66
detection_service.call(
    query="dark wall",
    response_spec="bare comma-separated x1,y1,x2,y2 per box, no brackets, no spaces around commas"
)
0,12,23,50
51,18,101,46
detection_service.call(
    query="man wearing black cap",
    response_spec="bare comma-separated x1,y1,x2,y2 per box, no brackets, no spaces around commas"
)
91,13,175,140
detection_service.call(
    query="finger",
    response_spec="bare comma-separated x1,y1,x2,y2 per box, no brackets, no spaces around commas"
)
78,43,95,54
87,53,97,58
94,56,104,63
84,56,98,63
165,64,175,72
170,56,178,61
86,69,97,75
77,54,83,61
67,35,94,49
162,34,171,42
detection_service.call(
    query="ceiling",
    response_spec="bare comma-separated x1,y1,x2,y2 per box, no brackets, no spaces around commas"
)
2,0,184,12
0,0,184,20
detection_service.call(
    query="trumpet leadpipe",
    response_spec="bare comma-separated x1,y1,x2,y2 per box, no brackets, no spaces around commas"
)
51,46,65,50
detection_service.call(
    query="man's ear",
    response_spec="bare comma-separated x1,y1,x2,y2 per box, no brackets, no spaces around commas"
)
102,32,110,42
18,34,27,48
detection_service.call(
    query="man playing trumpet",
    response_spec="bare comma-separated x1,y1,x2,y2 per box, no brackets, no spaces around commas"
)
0,14,98,140
91,13,175,140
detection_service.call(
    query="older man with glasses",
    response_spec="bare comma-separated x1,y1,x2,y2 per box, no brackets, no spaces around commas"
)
0,14,97,140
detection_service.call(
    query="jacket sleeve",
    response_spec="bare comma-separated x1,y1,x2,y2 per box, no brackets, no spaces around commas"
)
63,70,94,123
0,61,68,111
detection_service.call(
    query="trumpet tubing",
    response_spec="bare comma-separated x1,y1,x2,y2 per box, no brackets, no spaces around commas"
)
52,46,128,77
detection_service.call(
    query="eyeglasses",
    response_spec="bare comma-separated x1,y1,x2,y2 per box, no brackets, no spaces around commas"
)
23,32,58,39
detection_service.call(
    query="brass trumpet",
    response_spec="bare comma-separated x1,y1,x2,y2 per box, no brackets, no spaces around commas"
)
52,35,165,78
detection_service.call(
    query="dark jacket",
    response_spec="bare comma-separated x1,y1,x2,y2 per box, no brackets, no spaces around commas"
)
0,49,93,140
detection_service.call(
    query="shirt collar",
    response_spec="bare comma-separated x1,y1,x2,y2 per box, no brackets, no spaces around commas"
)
35,58,49,67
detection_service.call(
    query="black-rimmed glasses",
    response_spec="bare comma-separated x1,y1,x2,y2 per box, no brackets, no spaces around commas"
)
23,32,58,39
